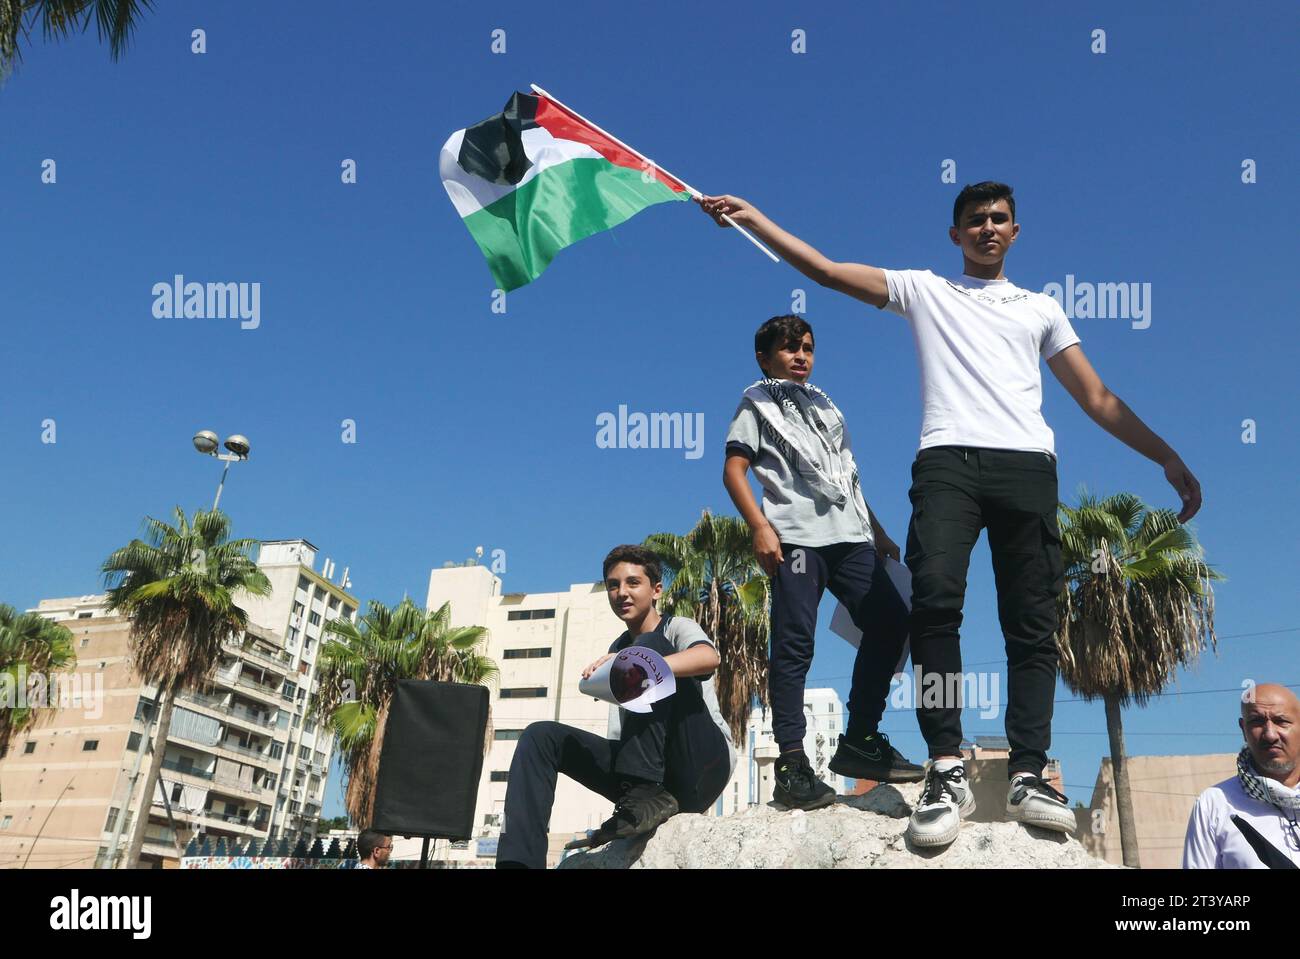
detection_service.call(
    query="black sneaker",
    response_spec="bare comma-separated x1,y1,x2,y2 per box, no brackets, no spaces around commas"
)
564,782,679,850
828,733,925,783
773,753,837,810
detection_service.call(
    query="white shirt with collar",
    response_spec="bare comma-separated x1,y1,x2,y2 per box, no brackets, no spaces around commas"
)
1183,775,1300,868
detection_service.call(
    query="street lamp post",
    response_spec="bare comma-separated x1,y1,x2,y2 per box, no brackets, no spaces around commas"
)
193,431,251,510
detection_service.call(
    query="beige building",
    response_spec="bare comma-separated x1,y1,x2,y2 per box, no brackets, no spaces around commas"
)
0,538,356,868
1075,753,1237,868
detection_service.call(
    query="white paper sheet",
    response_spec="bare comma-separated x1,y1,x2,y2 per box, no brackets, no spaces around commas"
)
579,645,677,714
829,555,913,674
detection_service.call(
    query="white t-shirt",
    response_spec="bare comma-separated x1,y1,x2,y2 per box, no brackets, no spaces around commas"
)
1183,776,1300,869
882,269,1081,454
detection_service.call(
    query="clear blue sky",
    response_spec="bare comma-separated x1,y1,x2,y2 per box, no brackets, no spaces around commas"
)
3,2,1296,825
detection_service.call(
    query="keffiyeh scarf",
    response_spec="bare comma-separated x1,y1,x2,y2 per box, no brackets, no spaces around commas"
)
743,378,874,539
1237,747,1300,811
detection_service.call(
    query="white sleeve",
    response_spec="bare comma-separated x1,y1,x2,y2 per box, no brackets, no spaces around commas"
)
1182,791,1221,869
882,269,923,317
1040,294,1081,360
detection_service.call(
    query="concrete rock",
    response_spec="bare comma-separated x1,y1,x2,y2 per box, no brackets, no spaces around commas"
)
558,783,1117,869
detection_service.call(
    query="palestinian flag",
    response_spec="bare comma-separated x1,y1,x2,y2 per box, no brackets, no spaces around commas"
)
440,91,690,291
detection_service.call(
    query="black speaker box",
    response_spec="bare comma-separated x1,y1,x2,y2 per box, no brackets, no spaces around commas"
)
370,680,489,840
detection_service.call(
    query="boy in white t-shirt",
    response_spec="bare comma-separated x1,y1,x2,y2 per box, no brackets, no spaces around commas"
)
698,182,1202,848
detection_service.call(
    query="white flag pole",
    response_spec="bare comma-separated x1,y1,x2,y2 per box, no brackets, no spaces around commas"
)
530,84,780,264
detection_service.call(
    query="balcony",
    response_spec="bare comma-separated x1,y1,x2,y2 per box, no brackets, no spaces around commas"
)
141,825,184,856
235,672,281,695
160,805,270,837
224,638,293,674
207,775,272,804
178,688,229,711
216,737,276,763
161,758,213,781
176,692,279,733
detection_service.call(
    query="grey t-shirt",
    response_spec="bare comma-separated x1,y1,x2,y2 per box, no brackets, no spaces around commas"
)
725,393,874,548
606,617,737,778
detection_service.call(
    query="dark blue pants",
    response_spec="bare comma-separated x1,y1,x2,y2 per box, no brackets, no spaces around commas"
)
904,446,1065,776
768,541,910,753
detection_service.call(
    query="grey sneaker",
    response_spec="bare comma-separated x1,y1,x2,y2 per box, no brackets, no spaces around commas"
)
906,762,976,848
1006,774,1074,832
564,782,679,851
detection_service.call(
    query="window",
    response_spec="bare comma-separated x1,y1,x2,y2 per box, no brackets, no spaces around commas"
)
289,801,301,814
341,604,355,619
224,801,239,817
287,627,299,648
23,741,36,754
83,739,99,752
127,732,142,751
499,688,547,699
298,575,311,591
292,601,304,616
314,586,330,600
506,609,556,621
80,638,90,648
489,771,510,782
0,815,11,829
494,729,524,740
303,637,314,654
328,596,339,610
282,680,298,699
308,612,321,627
304,717,316,734
503,647,552,660
264,774,277,792
171,783,183,803
269,742,283,760
134,698,157,722
104,807,120,832
77,612,93,619
299,745,311,760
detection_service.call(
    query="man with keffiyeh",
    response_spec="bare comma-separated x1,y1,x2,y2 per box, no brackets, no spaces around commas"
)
723,314,925,811
1184,683,1300,868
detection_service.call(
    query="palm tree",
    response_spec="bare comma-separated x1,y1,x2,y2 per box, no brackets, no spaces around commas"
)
101,506,271,869
0,604,76,799
643,510,771,745
1055,489,1220,868
312,596,498,827
1,0,155,78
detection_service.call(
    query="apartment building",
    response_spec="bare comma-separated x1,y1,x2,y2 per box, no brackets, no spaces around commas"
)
0,538,355,868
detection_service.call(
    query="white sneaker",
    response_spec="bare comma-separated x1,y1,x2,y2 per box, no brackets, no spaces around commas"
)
906,761,976,848
1005,774,1075,833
